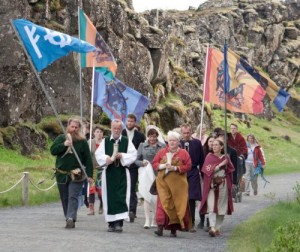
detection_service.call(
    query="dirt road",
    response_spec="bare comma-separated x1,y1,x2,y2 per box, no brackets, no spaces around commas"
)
0,173,299,252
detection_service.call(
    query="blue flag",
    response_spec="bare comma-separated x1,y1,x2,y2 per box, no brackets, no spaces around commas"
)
93,71,150,123
13,19,96,72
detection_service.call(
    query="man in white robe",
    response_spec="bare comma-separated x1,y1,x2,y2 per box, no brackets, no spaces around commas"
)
95,119,137,232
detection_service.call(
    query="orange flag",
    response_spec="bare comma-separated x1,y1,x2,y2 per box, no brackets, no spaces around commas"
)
79,9,117,79
204,48,266,114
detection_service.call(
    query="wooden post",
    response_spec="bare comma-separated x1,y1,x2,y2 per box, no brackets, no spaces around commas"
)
22,172,29,206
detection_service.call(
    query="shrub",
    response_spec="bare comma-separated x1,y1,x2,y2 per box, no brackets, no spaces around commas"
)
263,126,271,131
264,222,300,252
293,181,300,204
99,112,111,126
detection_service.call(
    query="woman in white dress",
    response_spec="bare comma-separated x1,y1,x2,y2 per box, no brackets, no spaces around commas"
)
135,126,166,228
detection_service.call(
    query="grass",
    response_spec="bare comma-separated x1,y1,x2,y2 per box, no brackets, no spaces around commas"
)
223,105,300,251
0,146,58,207
210,108,300,175
226,201,300,252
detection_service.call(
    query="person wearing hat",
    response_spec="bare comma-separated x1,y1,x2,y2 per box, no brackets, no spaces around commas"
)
152,131,192,237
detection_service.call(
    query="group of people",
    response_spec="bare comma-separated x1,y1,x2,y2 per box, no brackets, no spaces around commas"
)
50,116,266,238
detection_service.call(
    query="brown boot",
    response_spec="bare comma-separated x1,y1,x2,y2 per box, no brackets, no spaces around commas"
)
87,204,95,215
154,225,163,236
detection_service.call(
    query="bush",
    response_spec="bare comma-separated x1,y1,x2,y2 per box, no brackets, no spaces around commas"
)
264,222,300,252
293,181,300,204
99,112,111,126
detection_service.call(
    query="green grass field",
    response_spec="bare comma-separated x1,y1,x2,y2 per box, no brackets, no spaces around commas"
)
0,146,58,207
211,107,300,175
207,108,300,251
226,201,300,252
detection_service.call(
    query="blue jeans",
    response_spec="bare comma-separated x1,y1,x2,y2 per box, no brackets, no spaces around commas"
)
57,180,84,221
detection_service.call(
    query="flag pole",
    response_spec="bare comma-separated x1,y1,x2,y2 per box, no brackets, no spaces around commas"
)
223,40,229,156
78,3,84,131
199,43,210,139
11,19,87,177
89,65,95,150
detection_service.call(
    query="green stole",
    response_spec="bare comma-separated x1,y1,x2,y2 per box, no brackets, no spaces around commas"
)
105,136,129,215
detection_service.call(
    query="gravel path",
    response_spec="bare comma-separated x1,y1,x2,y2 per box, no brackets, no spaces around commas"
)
1,173,299,252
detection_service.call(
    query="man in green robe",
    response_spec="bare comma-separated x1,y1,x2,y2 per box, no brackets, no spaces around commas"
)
50,117,93,229
95,119,137,232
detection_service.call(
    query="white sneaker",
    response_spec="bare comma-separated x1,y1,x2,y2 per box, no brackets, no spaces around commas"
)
151,223,157,228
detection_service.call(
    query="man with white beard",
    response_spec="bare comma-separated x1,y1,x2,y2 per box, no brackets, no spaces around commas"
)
95,119,137,232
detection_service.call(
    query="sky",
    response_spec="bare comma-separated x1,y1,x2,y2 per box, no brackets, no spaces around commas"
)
132,0,207,12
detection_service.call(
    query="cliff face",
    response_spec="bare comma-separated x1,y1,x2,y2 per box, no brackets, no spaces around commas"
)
0,0,300,131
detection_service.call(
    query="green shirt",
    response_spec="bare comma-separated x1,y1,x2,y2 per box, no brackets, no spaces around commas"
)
50,134,93,183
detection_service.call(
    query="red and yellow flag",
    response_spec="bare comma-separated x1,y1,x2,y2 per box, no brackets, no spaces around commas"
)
204,48,266,114
79,9,117,79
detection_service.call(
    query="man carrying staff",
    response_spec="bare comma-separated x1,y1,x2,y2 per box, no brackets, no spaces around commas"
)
95,119,137,232
50,117,93,229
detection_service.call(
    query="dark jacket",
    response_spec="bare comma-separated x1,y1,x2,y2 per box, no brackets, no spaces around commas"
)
228,132,248,159
122,129,145,169
227,145,238,185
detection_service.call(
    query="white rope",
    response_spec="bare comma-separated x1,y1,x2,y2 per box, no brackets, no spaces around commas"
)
0,174,25,194
28,178,57,192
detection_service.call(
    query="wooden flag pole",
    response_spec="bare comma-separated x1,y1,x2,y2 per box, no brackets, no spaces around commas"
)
11,19,87,177
89,65,96,150
223,41,228,156
78,4,84,131
199,43,210,139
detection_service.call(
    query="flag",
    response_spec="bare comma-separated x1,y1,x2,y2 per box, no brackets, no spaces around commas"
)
234,49,291,112
13,19,96,72
93,71,150,123
204,47,266,114
79,9,117,80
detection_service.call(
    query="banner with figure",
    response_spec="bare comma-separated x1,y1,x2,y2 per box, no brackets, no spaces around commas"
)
93,71,150,123
231,49,291,112
204,47,266,114
79,9,117,80
13,19,96,72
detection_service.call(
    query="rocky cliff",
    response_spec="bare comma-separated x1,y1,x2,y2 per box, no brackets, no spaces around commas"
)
1,0,300,132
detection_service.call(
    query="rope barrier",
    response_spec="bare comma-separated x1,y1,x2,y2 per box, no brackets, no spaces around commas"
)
28,178,57,192
0,173,57,194
0,174,25,194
